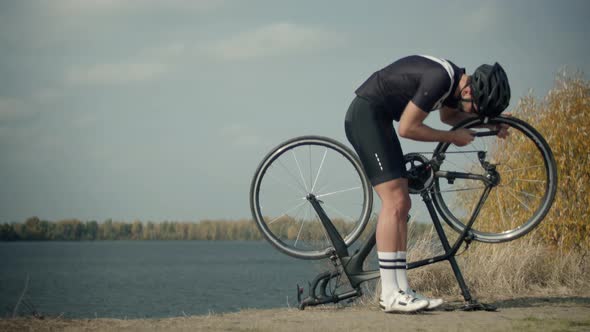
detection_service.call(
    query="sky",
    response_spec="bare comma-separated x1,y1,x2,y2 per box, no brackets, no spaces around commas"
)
0,0,588,223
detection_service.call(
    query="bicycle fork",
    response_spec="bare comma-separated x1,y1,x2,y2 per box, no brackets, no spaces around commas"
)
297,195,364,308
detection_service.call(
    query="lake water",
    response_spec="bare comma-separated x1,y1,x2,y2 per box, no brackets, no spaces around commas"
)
0,241,333,318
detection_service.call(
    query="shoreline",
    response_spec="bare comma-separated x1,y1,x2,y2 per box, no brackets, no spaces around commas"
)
2,296,589,332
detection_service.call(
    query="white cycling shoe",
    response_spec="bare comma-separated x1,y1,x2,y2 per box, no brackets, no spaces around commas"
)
406,289,444,310
379,291,429,313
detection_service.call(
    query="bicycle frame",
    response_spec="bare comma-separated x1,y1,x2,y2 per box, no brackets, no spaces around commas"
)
298,178,495,311
250,124,554,311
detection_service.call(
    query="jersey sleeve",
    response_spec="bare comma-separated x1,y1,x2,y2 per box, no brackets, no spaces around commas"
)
411,69,452,113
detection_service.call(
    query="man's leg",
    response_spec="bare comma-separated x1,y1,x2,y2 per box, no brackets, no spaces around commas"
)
375,178,444,311
374,178,409,253
374,178,428,312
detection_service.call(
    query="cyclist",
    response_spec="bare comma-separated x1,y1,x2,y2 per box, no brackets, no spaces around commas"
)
344,55,511,313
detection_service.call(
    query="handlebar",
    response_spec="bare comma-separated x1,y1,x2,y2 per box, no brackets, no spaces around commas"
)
472,130,499,137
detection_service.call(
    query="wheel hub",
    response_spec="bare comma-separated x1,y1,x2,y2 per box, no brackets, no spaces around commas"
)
486,169,501,187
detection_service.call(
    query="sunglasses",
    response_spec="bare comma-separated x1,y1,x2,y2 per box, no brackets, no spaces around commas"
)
459,80,478,113
460,98,478,113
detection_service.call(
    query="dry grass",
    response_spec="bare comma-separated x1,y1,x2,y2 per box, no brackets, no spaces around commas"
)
371,221,590,302
484,72,590,250
346,213,590,307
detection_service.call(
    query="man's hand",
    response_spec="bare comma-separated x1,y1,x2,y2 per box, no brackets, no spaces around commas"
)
496,113,511,139
451,129,476,146
496,124,510,138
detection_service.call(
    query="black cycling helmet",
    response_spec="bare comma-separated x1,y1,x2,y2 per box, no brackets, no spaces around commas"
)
471,62,511,117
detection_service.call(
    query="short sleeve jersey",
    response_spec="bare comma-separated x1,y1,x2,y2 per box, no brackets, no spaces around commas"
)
355,55,465,121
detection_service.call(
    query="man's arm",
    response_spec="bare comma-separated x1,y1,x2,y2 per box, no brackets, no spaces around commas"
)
439,106,478,126
440,106,510,138
398,101,473,144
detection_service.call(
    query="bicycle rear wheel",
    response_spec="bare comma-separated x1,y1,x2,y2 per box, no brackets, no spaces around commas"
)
250,136,373,259
432,116,557,243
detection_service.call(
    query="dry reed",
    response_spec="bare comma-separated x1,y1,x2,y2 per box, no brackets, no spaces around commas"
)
406,223,590,301
365,220,590,305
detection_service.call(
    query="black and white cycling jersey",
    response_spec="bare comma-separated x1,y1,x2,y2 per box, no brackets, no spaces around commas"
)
355,55,465,121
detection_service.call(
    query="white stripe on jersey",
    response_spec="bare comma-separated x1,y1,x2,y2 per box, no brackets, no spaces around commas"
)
419,55,455,110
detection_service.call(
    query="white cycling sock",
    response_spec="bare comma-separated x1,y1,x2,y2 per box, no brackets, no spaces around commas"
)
378,251,402,300
395,251,411,292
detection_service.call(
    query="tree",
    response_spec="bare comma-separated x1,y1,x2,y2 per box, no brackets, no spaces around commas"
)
131,220,143,240
24,217,42,240
0,223,19,241
86,221,99,240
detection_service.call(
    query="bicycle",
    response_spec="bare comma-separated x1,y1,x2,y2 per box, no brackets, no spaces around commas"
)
249,115,557,310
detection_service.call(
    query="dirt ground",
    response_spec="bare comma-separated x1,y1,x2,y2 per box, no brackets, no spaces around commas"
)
2,296,590,332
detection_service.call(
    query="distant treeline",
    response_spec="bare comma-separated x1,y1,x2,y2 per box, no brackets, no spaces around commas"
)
0,217,263,241
1,216,436,242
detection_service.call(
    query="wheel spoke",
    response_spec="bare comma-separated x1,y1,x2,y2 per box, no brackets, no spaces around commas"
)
267,201,307,225
503,187,543,200
503,187,532,212
267,171,307,196
435,186,485,194
496,189,508,231
294,214,306,248
443,157,476,174
323,202,356,223
311,148,328,193
465,153,480,171
291,150,309,192
309,145,313,191
513,178,546,184
276,159,308,194
472,137,485,160
502,165,544,173
316,186,361,198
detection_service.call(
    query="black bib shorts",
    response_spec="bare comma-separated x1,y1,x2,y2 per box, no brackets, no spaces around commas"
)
344,96,406,186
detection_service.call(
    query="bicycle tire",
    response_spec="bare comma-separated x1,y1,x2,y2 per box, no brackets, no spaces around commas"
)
431,116,557,243
250,136,373,259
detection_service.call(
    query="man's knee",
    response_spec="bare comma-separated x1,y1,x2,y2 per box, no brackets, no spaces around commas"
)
382,195,411,218
375,178,411,217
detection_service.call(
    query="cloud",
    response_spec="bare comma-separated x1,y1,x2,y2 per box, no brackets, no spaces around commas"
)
46,0,227,15
208,23,345,60
66,62,169,85
63,22,342,87
0,97,38,123
219,123,262,147
465,3,500,34
0,97,44,143
142,42,190,59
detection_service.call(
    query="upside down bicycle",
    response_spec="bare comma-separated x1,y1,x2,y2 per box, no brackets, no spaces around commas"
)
249,115,557,310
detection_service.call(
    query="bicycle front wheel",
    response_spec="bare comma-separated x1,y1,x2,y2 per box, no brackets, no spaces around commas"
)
432,116,557,243
250,136,373,259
